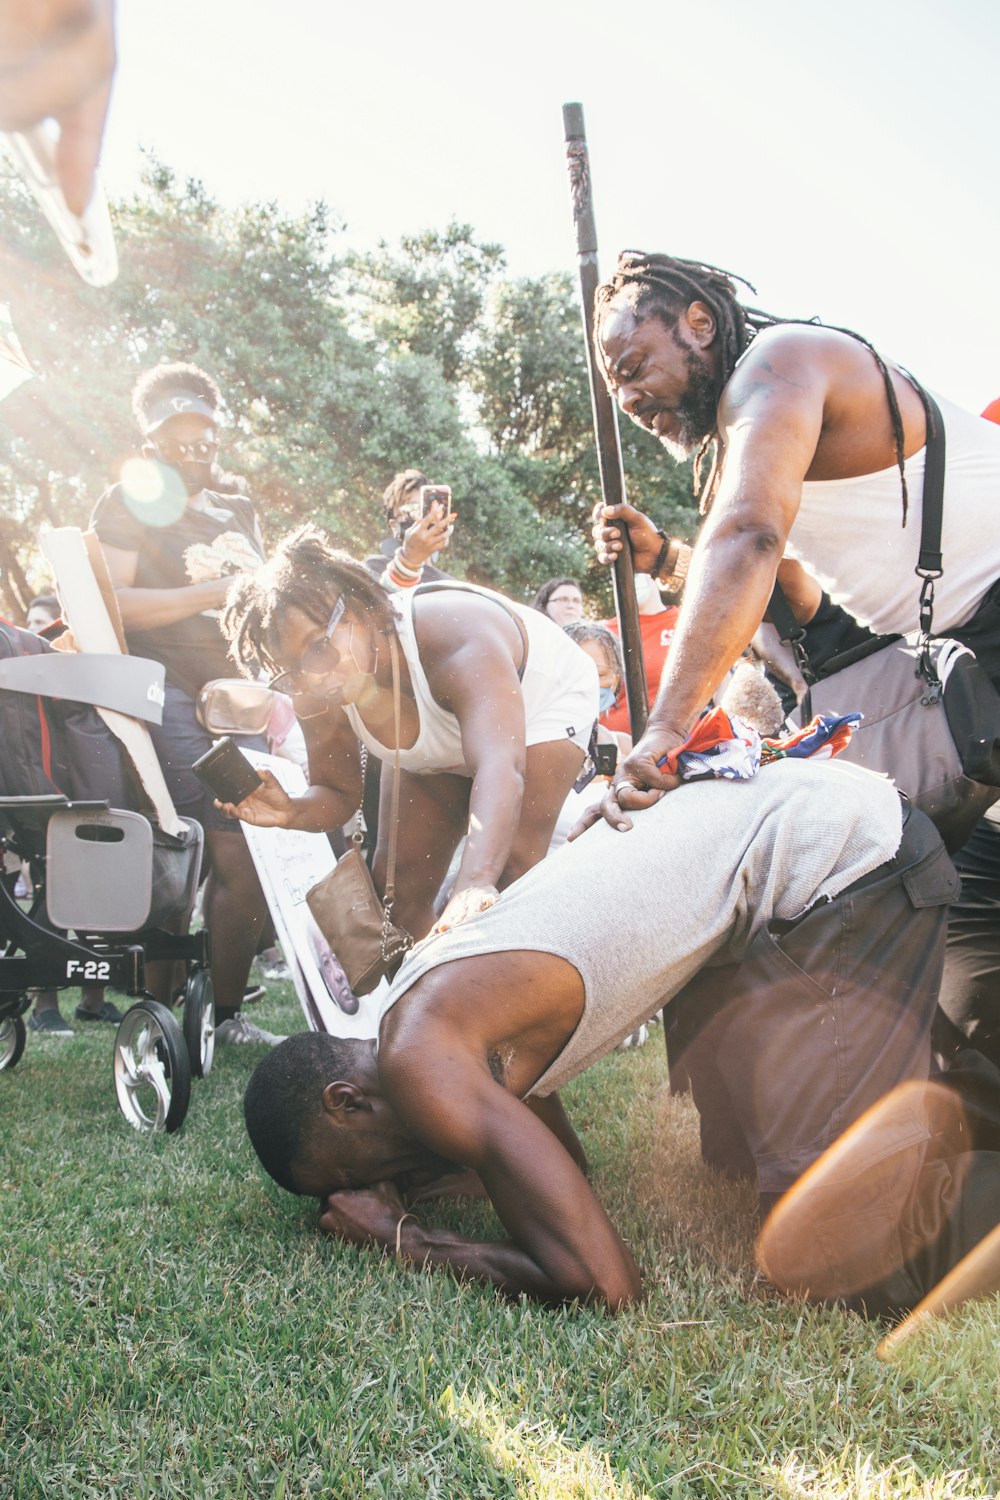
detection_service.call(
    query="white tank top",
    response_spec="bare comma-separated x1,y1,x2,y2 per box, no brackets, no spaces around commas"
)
342,582,596,776
788,393,1000,634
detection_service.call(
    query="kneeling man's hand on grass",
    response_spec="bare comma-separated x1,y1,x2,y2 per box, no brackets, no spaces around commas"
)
319,1181,407,1251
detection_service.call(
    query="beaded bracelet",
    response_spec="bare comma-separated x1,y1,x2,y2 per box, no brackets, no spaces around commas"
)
393,548,422,580
384,548,423,589
385,565,421,589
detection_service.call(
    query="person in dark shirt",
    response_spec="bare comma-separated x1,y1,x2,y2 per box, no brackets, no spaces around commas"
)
91,362,279,1046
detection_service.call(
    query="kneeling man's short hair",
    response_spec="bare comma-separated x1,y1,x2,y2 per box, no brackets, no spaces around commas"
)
244,1032,369,1193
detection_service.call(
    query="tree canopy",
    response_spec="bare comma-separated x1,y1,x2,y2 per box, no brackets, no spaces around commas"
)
0,156,700,619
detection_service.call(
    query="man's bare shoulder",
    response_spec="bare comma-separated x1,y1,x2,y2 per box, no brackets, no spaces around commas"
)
378,950,585,1104
729,323,860,388
723,324,924,478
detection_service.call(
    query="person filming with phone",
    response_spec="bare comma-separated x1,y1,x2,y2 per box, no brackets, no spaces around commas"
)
91,362,278,1047
365,469,457,592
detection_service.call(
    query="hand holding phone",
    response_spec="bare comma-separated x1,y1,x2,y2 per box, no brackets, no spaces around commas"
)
191,737,264,806
419,484,452,517
399,486,457,569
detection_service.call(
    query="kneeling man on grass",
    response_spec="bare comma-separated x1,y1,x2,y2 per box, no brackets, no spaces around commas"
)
244,759,1000,1318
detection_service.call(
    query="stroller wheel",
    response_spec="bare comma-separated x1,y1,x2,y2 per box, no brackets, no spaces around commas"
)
113,999,191,1134
0,1015,26,1072
183,968,215,1080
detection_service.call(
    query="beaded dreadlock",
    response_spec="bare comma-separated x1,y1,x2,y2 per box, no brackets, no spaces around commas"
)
594,250,914,523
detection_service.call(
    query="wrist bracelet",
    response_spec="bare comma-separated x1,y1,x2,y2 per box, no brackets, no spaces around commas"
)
653,529,681,582
658,543,692,595
385,565,420,590
393,548,422,581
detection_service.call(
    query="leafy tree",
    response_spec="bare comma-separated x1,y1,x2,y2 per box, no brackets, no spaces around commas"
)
0,159,699,621
346,222,505,384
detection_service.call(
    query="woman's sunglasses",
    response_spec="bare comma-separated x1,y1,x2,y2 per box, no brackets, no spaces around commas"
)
268,598,346,696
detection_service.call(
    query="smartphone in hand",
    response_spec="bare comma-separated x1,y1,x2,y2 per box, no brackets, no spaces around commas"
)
419,484,452,516
191,737,264,805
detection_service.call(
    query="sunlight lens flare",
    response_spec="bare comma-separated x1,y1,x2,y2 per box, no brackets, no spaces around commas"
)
119,457,187,527
878,1217,1000,1360
757,1081,971,1304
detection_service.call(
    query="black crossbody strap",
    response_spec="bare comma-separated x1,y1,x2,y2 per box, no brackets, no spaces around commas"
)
770,381,947,691
916,388,945,577
764,580,815,685
913,388,945,681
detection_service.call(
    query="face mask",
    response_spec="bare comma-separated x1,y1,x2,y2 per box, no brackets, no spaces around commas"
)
176,459,215,497
599,685,618,714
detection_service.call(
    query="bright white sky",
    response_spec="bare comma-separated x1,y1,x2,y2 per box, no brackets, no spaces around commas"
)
89,0,1000,412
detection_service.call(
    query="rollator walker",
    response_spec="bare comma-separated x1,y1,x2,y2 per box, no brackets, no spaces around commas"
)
0,529,216,1131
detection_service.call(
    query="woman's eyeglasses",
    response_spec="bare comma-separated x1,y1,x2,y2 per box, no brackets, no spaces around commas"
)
268,598,346,696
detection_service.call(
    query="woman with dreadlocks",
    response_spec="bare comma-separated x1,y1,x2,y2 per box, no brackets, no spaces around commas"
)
221,526,598,940
586,248,1000,819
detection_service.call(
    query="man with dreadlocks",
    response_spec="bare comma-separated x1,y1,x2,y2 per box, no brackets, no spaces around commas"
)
588,250,1000,824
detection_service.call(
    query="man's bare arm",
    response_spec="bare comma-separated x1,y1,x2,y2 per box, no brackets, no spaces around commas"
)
100,541,235,628
324,1026,639,1309
607,342,828,814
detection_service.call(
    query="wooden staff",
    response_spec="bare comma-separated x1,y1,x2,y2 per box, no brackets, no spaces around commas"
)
562,101,648,738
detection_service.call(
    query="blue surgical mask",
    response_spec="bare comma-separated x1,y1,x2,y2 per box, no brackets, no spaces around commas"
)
599,685,618,714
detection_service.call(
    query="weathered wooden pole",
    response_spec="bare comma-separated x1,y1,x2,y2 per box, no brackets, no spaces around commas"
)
562,101,648,736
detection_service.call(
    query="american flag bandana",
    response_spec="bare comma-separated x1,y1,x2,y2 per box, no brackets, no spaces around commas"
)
659,707,861,782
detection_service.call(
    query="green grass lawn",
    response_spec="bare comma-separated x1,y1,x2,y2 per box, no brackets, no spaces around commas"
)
2,983,998,1499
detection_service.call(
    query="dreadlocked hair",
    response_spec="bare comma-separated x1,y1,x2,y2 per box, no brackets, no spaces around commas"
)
594,250,913,523
382,468,429,525
594,251,769,508
222,524,398,678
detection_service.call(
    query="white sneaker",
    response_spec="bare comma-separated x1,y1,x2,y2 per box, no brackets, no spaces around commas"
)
215,1014,286,1047
616,1024,649,1052
256,954,290,990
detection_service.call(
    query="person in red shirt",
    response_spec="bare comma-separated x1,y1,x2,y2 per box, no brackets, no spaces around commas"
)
602,573,679,737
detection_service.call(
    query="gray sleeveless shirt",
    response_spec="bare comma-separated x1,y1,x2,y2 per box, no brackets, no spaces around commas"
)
376,759,902,1096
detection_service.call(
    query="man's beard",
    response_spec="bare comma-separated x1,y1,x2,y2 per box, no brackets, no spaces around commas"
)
658,331,720,461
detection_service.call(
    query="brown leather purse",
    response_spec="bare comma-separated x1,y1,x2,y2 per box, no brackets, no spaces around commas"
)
305,636,412,996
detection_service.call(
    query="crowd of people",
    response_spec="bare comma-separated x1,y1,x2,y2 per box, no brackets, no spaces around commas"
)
4,5,1000,1317
9,260,1000,1320
240,253,1000,1323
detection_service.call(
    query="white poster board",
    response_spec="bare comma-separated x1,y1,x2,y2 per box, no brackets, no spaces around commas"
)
241,751,384,1040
